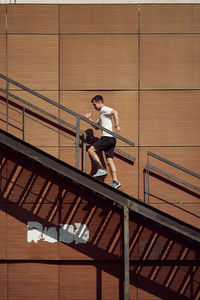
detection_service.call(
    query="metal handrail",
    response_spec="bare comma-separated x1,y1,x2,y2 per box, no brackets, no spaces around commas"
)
0,73,136,170
0,88,84,134
0,86,88,168
0,100,74,141
147,164,200,193
0,73,134,147
145,151,200,203
148,151,200,180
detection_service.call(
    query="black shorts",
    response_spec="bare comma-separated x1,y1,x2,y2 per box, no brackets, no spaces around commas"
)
93,137,116,158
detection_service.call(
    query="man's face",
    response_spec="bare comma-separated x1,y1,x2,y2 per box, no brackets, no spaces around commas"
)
92,100,101,111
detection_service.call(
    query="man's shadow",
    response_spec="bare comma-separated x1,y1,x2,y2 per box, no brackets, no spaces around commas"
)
85,129,107,182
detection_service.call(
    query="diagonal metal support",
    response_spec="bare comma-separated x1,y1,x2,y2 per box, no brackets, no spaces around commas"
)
124,206,130,300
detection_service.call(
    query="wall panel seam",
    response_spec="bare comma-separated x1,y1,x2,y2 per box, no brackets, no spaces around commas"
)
138,4,140,200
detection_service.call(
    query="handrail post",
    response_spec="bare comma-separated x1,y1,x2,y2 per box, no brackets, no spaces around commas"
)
22,105,25,141
124,206,130,300
6,81,9,132
75,117,80,169
82,132,86,172
145,152,150,203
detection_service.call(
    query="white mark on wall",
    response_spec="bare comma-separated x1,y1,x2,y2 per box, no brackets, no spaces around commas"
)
27,221,89,244
27,222,44,243
42,226,58,243
74,223,89,244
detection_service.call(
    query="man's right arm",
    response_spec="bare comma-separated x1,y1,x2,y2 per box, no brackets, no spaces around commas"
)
111,109,121,134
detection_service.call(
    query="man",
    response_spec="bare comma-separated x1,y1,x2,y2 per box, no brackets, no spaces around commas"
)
84,95,121,189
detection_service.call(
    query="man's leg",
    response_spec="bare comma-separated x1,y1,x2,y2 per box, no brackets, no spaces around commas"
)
88,145,104,170
106,157,118,182
107,157,121,188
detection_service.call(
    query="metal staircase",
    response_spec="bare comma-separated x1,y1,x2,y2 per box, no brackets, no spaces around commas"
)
1,129,200,300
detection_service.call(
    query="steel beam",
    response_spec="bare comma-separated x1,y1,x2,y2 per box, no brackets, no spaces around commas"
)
124,206,130,300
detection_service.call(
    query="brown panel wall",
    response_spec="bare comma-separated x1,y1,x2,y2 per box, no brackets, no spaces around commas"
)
7,4,59,34
59,263,126,300
140,4,200,33
60,35,138,90
8,263,58,300
0,34,6,89
60,4,138,34
140,34,200,89
0,263,7,300
140,91,200,146
0,204,6,259
0,5,6,33
7,35,58,90
59,265,96,300
0,6,6,107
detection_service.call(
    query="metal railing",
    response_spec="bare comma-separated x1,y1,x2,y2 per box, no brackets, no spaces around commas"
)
145,151,200,214
0,73,136,173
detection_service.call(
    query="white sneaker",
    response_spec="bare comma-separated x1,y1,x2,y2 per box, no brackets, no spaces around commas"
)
112,181,121,189
93,169,108,178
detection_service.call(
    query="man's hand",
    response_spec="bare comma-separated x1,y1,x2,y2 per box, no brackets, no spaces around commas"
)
84,111,91,120
115,125,121,135
84,111,99,130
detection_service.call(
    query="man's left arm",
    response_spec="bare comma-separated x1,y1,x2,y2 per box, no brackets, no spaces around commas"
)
111,109,121,134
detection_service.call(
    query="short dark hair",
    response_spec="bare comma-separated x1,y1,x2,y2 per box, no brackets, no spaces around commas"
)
91,95,104,103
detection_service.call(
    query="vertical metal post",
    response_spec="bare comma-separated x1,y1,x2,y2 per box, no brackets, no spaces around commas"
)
146,152,150,203
75,117,80,169
6,81,9,132
124,206,130,300
22,105,25,141
82,132,86,172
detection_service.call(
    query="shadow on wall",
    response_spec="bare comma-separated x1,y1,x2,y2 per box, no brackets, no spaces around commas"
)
0,146,199,300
